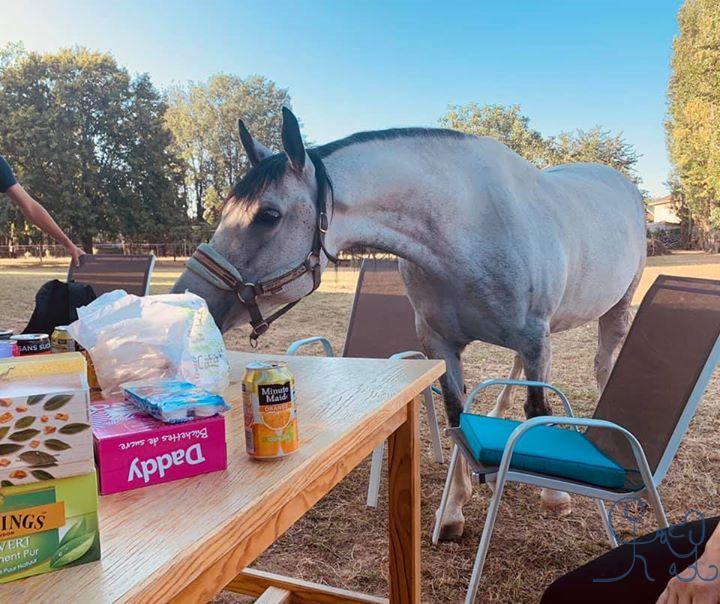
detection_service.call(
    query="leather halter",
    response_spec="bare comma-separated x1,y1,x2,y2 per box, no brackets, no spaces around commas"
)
185,151,336,345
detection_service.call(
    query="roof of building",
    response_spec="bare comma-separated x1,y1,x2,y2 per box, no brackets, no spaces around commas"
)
647,194,673,207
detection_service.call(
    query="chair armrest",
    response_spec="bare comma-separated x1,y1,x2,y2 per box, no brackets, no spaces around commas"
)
286,337,335,357
498,416,656,489
464,379,574,417
389,350,428,360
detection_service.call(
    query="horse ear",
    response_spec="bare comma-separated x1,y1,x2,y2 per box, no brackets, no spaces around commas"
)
238,119,274,167
281,107,306,173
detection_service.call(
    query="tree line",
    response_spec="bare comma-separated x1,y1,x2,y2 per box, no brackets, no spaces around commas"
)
666,0,720,251
1,42,645,250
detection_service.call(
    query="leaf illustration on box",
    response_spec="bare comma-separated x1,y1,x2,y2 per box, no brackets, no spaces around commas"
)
43,394,73,411
59,423,90,435
14,416,36,429
30,469,55,481
44,438,71,451
0,443,22,455
18,450,57,467
8,428,41,442
27,394,45,406
0,426,8,440
49,531,96,569
59,518,86,548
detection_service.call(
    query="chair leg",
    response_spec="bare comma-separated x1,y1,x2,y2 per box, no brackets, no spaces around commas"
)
366,442,385,508
644,484,669,529
465,475,507,604
595,499,618,548
432,445,460,545
367,389,443,508
423,386,444,463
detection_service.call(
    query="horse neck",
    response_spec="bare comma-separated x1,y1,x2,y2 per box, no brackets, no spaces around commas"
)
322,137,474,269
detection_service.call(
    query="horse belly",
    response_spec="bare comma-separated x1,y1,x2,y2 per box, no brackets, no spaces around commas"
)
548,173,645,332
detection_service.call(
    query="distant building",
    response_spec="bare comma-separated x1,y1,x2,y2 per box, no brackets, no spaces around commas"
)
647,195,680,225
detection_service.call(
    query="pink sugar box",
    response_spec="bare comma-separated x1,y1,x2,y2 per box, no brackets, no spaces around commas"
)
90,400,227,495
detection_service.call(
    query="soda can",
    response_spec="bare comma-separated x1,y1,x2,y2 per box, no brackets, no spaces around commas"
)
51,325,76,353
10,334,51,356
242,361,299,459
0,340,16,358
82,350,101,392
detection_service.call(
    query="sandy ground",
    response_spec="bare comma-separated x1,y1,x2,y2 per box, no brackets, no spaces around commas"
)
2,251,719,603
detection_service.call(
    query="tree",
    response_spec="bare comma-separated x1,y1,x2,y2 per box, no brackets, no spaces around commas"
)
0,47,186,249
166,74,290,223
440,103,550,167
165,83,213,223
439,103,640,183
666,0,720,250
547,127,640,183
0,41,25,71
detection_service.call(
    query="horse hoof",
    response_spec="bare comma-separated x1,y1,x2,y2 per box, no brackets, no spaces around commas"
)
540,489,572,517
434,508,465,541
541,499,573,517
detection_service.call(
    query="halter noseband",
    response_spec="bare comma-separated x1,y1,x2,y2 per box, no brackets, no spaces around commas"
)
185,151,337,345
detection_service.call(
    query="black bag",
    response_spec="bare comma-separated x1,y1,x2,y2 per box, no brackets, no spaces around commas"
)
23,279,97,335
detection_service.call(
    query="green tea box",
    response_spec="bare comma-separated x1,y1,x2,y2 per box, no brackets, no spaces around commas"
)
0,353,94,486
0,471,100,583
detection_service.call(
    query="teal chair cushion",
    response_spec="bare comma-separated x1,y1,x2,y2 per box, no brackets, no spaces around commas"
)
459,413,627,489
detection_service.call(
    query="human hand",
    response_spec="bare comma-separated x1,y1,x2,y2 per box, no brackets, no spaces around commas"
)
67,243,86,267
656,552,720,604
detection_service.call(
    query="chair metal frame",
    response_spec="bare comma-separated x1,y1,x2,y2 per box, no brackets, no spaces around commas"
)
434,327,720,604
286,338,444,507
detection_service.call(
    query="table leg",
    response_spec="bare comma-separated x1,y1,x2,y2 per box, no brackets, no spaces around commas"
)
387,396,421,603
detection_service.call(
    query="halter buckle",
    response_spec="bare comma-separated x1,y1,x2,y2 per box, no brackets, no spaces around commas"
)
305,252,320,270
251,321,269,338
236,282,258,304
318,212,329,234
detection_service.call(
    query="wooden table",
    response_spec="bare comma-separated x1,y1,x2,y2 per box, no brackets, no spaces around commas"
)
7,352,444,603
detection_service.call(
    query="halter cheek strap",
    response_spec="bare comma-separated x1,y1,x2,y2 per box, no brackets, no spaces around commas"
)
185,150,335,345
187,243,322,343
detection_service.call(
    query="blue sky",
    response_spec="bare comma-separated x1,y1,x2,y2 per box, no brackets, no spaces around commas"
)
3,0,682,196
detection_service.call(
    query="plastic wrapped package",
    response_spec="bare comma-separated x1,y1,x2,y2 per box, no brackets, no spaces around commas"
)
67,291,230,397
122,379,230,423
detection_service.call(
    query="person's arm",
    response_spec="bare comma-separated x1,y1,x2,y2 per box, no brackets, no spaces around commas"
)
657,521,720,603
5,183,85,266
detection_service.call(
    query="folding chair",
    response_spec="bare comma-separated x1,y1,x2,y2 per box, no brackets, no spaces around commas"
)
287,258,444,507
68,254,156,297
433,275,720,603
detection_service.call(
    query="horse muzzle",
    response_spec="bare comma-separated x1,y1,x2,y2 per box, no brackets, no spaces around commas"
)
171,266,246,333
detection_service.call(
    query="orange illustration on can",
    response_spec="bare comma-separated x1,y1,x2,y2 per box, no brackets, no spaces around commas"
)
242,361,299,459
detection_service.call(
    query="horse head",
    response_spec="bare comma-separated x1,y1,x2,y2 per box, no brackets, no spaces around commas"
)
172,107,333,338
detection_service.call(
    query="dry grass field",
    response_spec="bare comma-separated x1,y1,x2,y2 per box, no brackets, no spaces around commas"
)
2,252,720,603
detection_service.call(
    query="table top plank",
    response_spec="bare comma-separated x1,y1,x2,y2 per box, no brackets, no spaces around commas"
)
6,352,444,603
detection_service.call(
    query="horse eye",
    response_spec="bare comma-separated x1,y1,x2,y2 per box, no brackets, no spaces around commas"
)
254,208,282,226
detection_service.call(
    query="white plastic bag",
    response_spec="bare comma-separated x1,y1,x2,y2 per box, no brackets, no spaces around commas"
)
68,291,230,397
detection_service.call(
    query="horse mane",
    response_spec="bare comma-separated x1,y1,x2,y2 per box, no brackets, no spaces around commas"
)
232,127,469,201
315,127,468,158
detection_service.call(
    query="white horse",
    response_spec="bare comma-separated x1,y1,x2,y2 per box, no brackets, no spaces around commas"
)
172,108,646,540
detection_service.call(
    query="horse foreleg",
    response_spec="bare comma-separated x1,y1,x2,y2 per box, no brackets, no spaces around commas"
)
519,321,572,516
488,353,523,418
416,319,472,540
